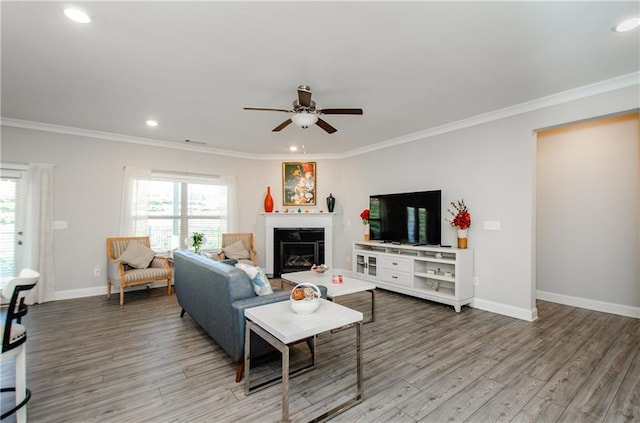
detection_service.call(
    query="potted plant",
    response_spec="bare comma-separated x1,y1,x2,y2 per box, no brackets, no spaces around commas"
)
185,232,206,254
360,209,370,241
446,199,471,248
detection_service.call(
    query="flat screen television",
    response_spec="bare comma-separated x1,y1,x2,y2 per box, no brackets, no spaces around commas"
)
369,190,441,245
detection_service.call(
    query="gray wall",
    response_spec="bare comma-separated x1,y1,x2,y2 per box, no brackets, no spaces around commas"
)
0,127,264,296
1,83,638,319
537,113,639,310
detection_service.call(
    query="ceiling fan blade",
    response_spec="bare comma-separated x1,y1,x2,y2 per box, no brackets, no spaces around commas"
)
272,119,292,132
244,107,292,113
318,108,363,115
315,118,337,134
297,86,312,108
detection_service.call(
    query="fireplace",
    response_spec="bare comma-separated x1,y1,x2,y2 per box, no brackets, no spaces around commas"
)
263,212,335,277
274,228,324,276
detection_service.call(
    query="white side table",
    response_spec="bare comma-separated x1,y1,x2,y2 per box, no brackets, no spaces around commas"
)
244,299,363,422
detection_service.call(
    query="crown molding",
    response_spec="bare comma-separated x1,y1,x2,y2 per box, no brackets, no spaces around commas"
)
0,118,259,159
340,71,640,158
2,72,637,161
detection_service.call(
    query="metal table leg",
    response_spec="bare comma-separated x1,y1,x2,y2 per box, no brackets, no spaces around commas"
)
245,319,363,423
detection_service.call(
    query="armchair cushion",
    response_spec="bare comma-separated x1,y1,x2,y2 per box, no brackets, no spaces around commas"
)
117,241,156,269
222,240,250,260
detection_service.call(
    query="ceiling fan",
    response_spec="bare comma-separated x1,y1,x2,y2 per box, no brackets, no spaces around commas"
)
244,85,363,134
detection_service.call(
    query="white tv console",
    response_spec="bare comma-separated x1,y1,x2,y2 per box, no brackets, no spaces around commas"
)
352,241,474,312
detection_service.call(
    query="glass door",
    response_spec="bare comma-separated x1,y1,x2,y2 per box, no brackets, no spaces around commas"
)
0,167,26,280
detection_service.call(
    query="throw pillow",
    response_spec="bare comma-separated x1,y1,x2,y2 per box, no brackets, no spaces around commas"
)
235,263,273,296
251,268,274,296
235,262,259,279
117,241,156,269
223,240,250,260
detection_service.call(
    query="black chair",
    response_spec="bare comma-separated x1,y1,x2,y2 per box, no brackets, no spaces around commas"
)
1,269,39,423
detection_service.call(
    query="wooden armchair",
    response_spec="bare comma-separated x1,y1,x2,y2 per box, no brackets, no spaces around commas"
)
106,236,173,305
216,233,258,266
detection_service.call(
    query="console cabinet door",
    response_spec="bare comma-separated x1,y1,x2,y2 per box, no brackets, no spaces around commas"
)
353,252,378,279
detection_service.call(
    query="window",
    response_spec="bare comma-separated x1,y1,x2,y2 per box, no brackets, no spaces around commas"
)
146,179,228,252
122,168,237,253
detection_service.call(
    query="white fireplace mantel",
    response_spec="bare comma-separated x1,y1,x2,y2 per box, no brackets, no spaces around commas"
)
263,212,335,277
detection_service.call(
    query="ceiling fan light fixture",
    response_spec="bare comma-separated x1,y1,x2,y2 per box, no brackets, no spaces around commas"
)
291,112,318,129
64,7,91,23
614,17,640,32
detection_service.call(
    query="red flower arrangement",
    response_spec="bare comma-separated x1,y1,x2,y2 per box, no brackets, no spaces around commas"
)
360,209,370,225
447,199,471,230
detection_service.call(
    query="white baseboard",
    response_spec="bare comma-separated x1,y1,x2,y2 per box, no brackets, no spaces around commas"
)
53,281,169,301
53,286,105,301
472,298,538,322
536,290,640,319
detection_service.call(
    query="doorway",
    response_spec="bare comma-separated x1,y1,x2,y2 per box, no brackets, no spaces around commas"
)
536,112,640,315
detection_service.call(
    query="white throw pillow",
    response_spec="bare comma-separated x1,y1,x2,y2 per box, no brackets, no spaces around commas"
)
223,240,250,260
235,263,273,296
117,241,156,269
251,268,274,296
235,262,259,279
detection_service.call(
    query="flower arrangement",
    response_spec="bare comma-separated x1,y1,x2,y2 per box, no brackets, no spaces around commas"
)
185,232,206,254
447,199,471,230
360,209,370,225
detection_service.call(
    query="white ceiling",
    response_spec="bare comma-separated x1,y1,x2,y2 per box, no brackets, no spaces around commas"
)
2,1,639,158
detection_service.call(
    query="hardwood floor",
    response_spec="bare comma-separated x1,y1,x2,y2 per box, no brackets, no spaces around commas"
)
1,284,638,422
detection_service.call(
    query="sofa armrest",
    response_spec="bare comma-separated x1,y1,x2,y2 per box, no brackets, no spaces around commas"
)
232,290,292,314
230,291,291,360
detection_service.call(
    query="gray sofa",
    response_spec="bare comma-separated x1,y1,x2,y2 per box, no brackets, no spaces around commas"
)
173,250,326,382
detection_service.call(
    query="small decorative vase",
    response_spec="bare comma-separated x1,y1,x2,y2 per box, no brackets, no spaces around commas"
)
326,193,335,212
364,223,370,241
264,186,274,213
457,229,468,249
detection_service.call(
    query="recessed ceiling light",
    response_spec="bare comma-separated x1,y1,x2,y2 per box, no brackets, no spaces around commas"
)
289,146,298,152
64,8,91,24
145,119,158,127
614,17,640,32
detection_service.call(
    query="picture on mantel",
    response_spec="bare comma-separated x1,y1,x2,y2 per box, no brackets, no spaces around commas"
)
282,161,316,206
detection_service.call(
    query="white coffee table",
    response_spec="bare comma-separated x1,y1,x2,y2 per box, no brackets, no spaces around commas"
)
244,299,363,422
283,269,376,324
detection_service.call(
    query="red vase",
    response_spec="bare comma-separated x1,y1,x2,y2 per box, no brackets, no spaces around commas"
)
264,186,274,213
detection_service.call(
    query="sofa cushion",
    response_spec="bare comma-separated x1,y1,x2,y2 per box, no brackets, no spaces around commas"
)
223,240,250,260
235,263,274,296
118,241,155,269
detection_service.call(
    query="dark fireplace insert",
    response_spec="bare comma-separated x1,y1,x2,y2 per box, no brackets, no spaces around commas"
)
274,228,325,277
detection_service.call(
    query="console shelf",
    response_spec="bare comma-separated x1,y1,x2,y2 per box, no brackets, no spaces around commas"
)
353,241,474,312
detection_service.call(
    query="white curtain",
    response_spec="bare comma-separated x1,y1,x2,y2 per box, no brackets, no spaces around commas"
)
222,175,238,233
24,163,55,304
119,166,152,236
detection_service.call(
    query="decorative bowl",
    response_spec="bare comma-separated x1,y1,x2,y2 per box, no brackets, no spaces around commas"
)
311,264,329,274
290,283,321,314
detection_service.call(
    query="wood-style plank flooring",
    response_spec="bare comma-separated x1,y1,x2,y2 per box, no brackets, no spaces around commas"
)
1,284,638,422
